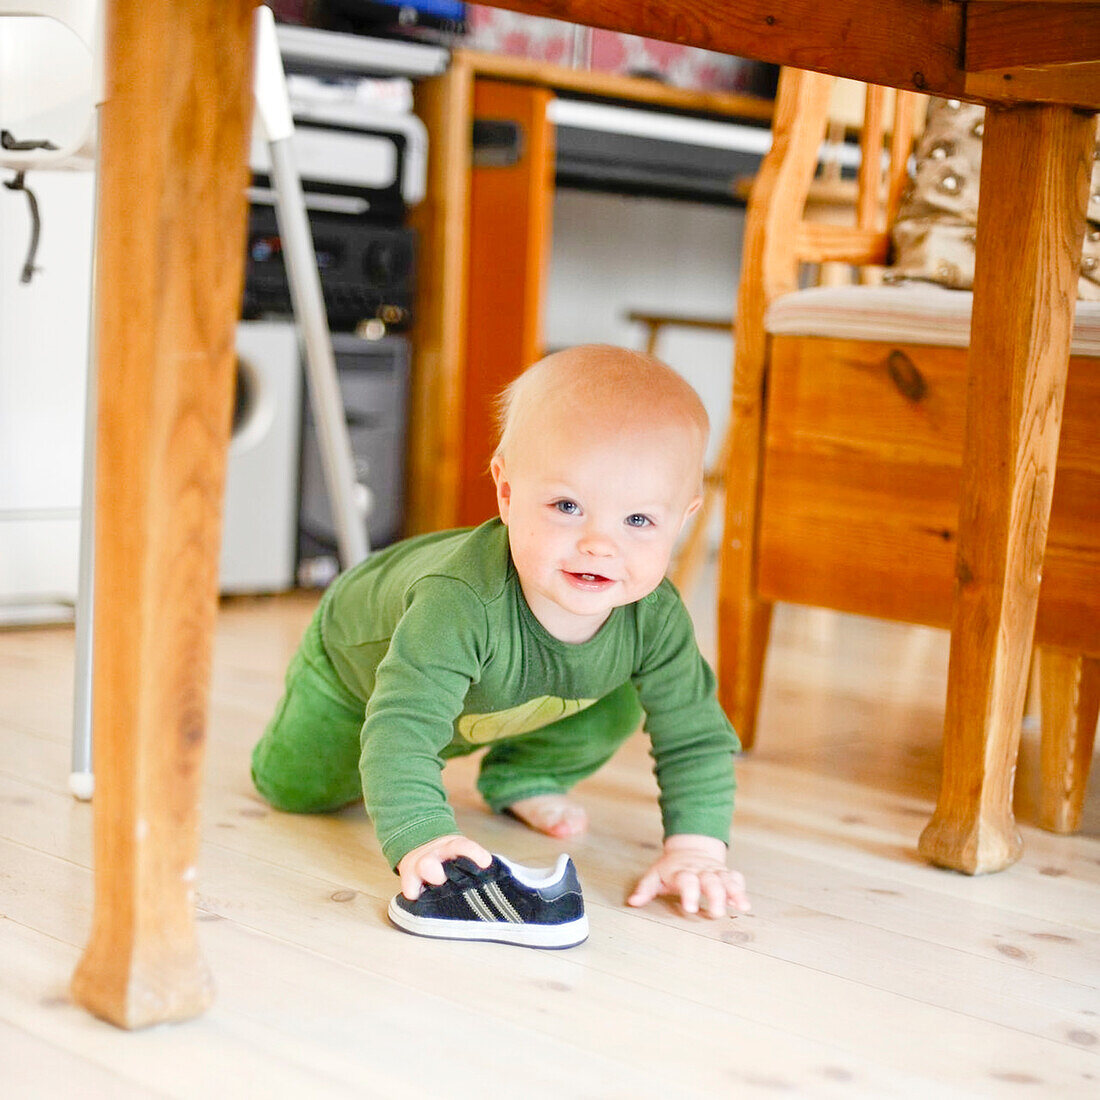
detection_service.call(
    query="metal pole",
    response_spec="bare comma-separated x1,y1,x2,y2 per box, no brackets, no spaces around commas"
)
70,207,97,801
70,0,107,801
255,5,369,567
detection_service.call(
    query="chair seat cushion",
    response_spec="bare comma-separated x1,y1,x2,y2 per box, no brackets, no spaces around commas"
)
765,283,1100,357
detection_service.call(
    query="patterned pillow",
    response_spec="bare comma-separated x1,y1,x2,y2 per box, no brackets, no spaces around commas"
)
887,98,1100,300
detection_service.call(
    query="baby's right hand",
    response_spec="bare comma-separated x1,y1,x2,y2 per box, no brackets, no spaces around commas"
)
397,834,492,900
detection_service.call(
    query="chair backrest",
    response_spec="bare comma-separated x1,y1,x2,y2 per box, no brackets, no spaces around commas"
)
743,68,924,308
727,67,926,489
0,1,100,170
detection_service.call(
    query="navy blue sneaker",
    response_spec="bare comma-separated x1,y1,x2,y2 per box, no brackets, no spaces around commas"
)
388,854,588,949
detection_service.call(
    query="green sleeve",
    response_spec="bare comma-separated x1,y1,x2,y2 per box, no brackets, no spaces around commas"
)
632,593,740,845
359,576,488,867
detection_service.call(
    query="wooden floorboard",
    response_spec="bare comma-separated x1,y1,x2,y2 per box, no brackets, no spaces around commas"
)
2,576,1099,1097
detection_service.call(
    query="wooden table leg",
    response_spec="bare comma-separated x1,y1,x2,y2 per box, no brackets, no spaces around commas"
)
918,104,1095,875
70,0,256,1028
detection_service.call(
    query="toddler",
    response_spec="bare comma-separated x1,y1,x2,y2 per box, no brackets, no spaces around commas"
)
252,345,749,918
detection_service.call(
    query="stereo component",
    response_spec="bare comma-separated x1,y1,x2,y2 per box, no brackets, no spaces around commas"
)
243,206,415,331
299,333,410,580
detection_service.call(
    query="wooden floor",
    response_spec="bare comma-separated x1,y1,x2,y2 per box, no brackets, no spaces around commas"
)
2,570,1099,1097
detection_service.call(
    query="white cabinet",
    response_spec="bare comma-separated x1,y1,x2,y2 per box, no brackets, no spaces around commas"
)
0,170,94,621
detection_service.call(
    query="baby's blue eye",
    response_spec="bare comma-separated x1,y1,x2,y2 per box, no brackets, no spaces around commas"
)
554,500,580,515
625,514,653,528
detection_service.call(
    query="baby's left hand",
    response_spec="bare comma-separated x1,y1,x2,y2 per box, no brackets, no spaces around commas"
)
627,834,750,919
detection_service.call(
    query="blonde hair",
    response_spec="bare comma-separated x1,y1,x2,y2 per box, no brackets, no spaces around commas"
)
494,344,709,469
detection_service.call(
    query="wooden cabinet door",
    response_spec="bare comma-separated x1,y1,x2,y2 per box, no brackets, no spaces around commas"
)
460,79,556,526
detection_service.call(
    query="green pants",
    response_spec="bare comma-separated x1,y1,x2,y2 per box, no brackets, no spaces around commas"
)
252,610,644,817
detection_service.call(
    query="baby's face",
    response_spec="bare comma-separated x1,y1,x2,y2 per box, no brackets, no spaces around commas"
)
492,419,702,643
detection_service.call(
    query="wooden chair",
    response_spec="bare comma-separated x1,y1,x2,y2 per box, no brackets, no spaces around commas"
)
718,67,1100,840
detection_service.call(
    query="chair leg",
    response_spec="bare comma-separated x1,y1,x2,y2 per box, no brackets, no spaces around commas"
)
717,594,773,752
1038,649,1100,834
716,331,772,752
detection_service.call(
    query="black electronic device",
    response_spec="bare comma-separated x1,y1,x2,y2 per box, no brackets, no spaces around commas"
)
242,205,416,331
305,0,466,41
298,333,410,573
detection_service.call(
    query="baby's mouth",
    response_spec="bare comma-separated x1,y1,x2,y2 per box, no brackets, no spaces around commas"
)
564,570,614,587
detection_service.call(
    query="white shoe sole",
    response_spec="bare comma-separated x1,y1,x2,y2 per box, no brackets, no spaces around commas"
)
387,897,589,949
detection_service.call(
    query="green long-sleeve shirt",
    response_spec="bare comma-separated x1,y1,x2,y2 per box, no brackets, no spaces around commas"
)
320,519,739,866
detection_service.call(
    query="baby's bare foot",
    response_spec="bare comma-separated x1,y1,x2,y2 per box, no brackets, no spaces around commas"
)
506,794,588,838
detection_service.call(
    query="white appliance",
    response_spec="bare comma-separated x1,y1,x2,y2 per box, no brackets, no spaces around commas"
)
0,172,94,624
219,320,302,594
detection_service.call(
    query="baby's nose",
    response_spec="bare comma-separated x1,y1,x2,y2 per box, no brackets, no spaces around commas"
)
578,528,616,556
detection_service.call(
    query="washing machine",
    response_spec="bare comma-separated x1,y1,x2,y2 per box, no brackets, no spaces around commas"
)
219,320,303,593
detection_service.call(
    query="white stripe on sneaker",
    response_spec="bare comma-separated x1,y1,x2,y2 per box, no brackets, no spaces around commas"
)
483,881,523,923
463,888,497,922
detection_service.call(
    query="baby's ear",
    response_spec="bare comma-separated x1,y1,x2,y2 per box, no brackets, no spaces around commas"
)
489,454,511,523
681,494,704,527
